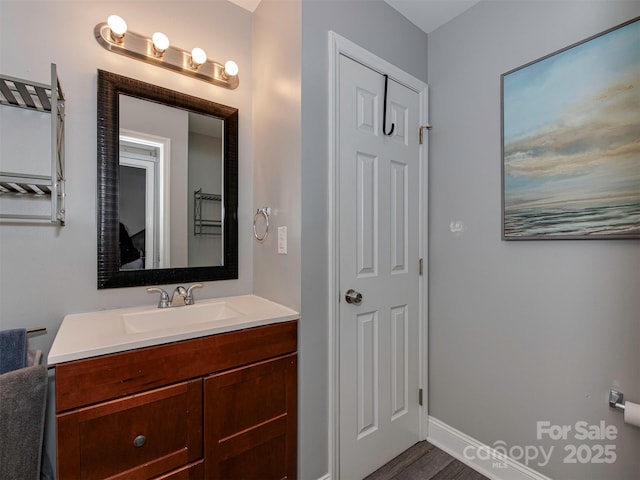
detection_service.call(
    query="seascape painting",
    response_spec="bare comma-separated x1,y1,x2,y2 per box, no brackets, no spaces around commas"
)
502,17,640,239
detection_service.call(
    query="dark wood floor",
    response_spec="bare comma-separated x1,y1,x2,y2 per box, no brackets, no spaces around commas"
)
364,441,489,480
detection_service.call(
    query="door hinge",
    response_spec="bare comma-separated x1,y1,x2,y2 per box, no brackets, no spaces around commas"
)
419,388,423,406
419,124,432,145
419,258,423,276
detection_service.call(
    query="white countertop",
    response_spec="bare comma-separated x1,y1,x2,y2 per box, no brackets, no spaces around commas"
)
48,295,299,365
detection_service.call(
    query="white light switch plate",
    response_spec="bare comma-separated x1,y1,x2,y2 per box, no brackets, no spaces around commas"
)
277,226,287,254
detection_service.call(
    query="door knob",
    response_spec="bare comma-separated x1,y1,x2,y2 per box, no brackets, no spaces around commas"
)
345,289,363,305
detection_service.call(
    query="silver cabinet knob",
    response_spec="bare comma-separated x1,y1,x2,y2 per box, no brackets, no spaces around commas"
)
133,434,146,448
345,289,363,305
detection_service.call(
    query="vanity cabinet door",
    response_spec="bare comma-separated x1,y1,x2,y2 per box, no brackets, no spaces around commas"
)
204,353,297,480
57,379,202,480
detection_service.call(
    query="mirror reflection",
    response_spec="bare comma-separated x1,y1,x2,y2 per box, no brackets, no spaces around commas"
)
118,95,224,270
97,70,238,289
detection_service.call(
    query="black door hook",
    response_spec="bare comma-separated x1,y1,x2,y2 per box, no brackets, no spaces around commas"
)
383,74,395,136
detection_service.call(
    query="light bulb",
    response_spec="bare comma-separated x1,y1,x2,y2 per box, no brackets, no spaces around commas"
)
190,47,207,68
107,15,127,42
224,60,239,77
152,32,170,55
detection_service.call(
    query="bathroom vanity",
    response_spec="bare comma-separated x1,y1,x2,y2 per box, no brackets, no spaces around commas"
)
49,295,298,480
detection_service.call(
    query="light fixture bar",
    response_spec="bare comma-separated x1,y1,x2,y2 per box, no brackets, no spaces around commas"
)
94,22,239,90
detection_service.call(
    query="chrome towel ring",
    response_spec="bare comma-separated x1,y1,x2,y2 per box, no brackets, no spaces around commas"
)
253,207,270,241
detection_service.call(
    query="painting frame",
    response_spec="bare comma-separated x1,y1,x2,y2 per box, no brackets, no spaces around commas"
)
501,16,639,240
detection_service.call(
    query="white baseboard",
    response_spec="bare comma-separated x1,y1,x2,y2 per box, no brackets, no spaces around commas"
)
317,474,331,480
427,416,552,480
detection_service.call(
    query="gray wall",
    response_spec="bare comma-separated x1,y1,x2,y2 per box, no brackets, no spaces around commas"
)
427,2,640,479
252,2,304,476
252,0,302,312
188,132,223,267
120,95,190,267
301,1,428,478
5,1,636,479
0,0,253,472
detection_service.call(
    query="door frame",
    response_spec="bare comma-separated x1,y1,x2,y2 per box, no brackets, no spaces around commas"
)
328,31,429,479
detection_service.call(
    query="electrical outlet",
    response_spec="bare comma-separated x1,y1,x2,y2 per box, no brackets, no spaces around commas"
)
277,226,287,254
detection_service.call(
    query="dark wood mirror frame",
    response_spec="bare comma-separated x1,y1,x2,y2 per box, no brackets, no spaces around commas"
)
97,70,238,289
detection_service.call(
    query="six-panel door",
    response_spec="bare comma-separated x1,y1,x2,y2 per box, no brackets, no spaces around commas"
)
338,53,421,479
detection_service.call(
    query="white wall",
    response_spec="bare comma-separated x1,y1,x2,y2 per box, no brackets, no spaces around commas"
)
0,0,253,471
300,1,428,478
428,2,640,479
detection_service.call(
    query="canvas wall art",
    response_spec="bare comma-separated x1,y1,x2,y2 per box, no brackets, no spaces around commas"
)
501,17,639,240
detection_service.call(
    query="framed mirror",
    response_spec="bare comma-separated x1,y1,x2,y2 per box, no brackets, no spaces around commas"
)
97,70,238,288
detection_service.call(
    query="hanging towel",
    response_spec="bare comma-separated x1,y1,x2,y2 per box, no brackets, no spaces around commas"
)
29,349,55,480
0,363,48,480
27,348,42,367
0,328,28,374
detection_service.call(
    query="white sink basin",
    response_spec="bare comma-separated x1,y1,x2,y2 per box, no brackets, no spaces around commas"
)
48,295,299,365
122,301,245,333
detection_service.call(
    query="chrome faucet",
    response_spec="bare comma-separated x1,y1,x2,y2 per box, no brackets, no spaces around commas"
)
146,287,170,308
146,283,204,308
170,286,188,306
185,283,203,305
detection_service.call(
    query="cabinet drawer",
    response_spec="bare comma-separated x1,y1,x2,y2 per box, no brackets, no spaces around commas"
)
57,380,202,480
56,320,298,412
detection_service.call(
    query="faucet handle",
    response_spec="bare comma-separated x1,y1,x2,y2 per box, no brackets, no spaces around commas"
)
147,287,170,308
185,283,204,305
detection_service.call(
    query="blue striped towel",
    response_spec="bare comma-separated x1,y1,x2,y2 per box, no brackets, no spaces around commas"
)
0,328,28,374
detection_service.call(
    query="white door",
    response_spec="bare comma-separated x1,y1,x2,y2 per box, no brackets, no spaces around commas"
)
338,54,421,479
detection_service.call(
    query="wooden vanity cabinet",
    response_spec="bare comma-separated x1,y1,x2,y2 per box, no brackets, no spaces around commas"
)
55,320,297,480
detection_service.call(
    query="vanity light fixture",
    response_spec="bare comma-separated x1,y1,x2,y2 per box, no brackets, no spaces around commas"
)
94,15,239,89
223,60,239,78
107,15,127,43
151,32,170,57
190,47,207,69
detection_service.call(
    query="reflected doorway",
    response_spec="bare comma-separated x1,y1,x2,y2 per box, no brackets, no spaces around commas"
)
119,131,171,270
